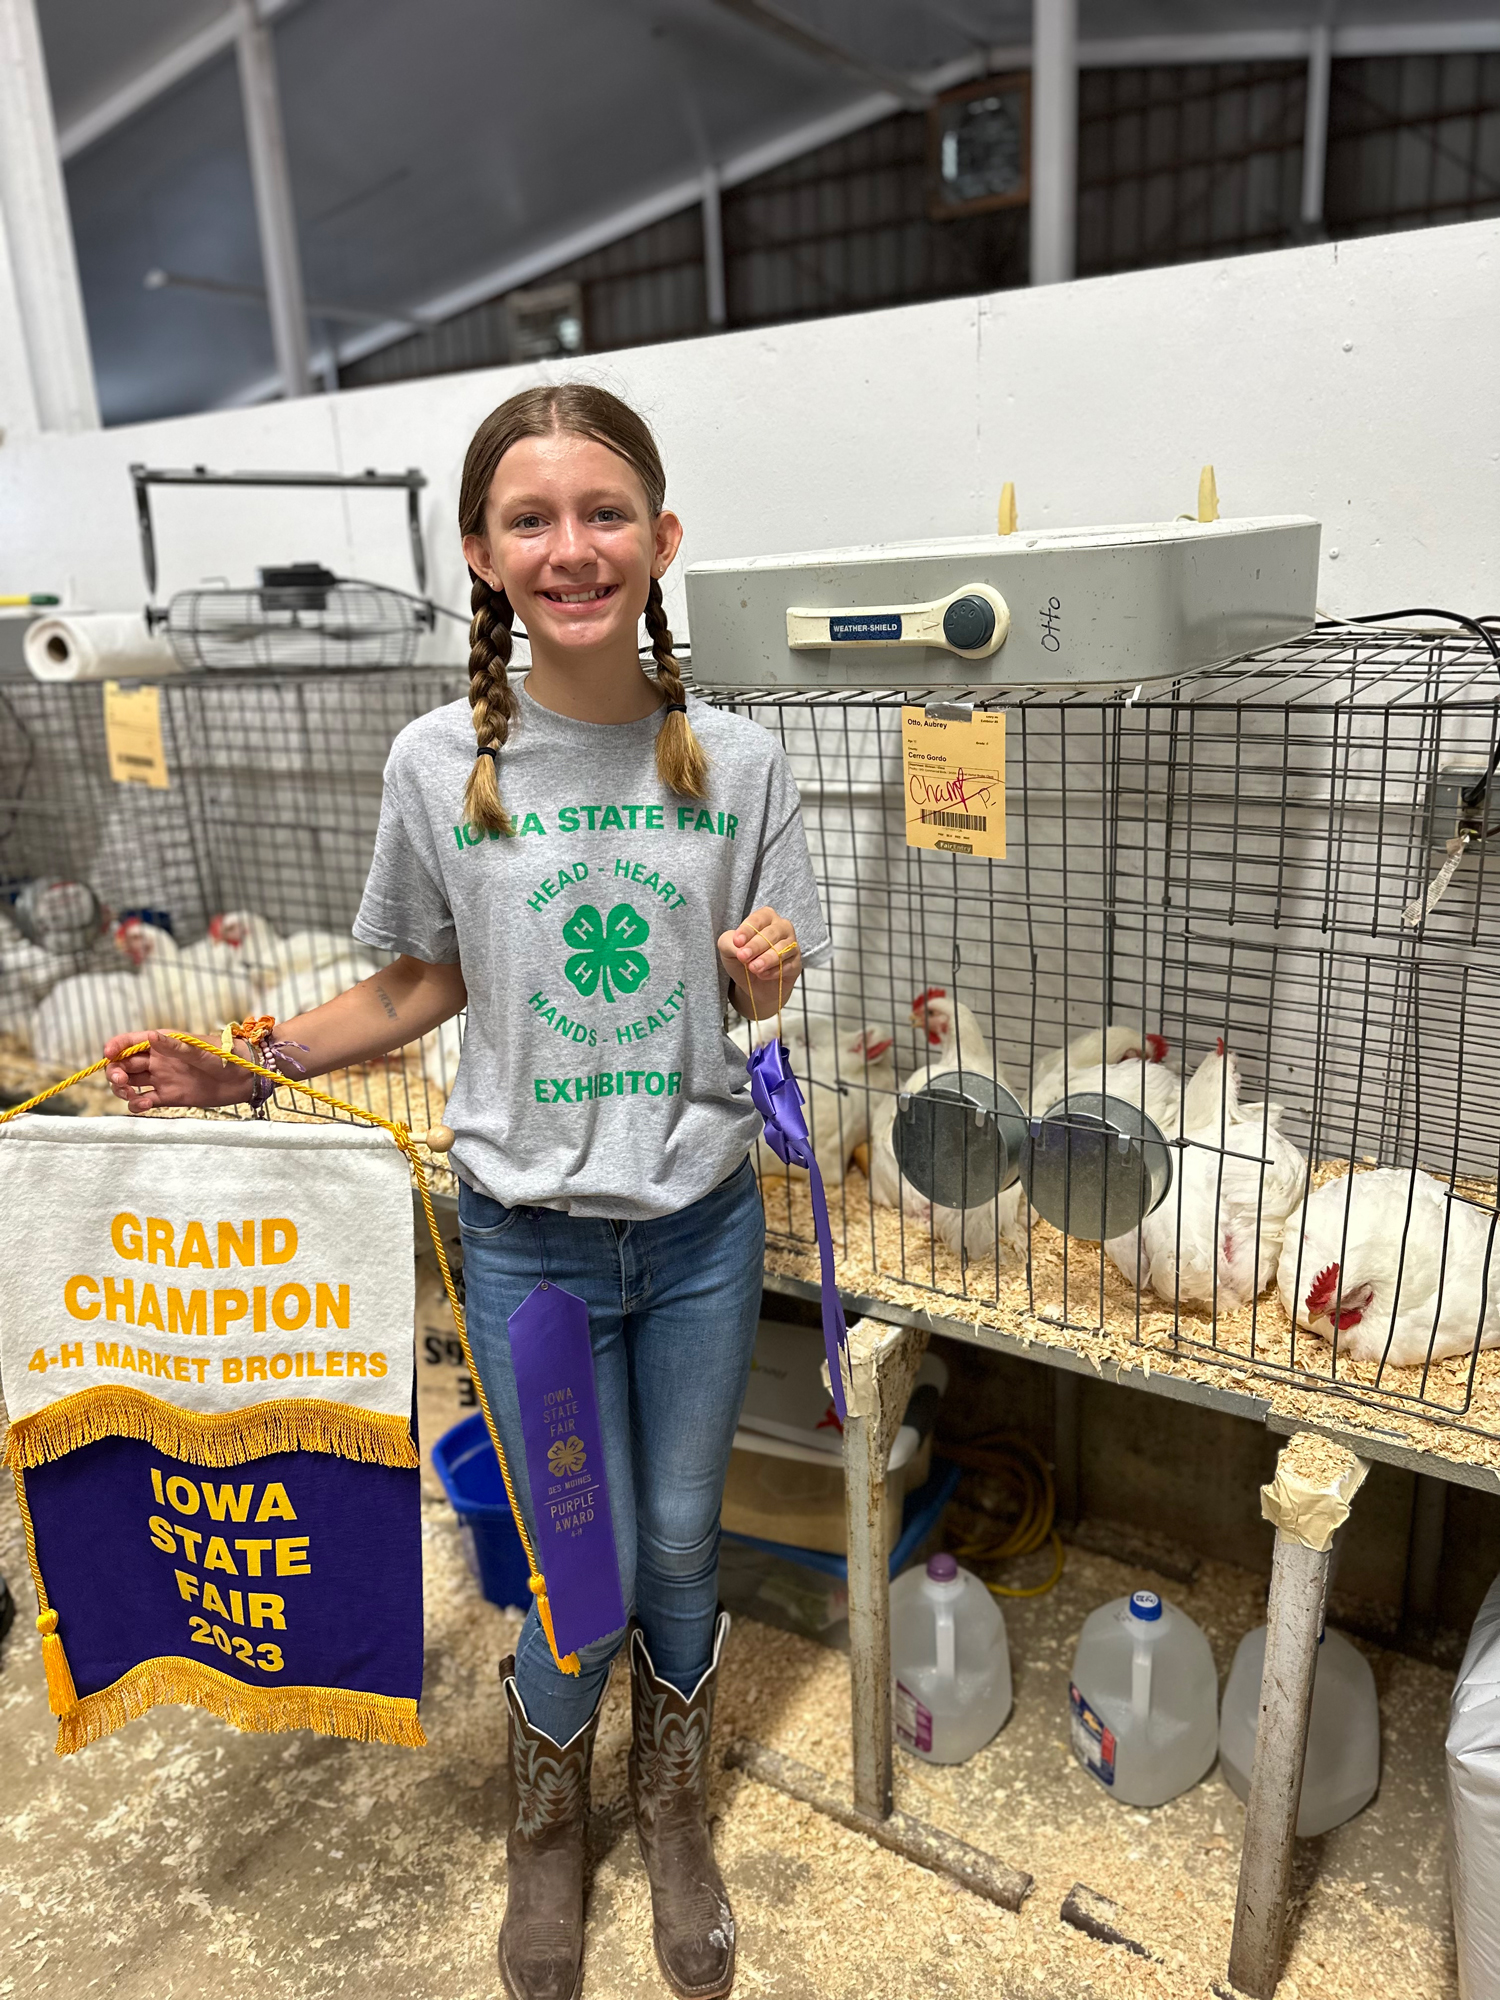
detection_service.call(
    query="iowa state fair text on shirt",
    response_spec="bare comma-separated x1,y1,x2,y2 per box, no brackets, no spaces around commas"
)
452,803,740,845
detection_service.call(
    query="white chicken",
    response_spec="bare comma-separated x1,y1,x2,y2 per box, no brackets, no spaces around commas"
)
251,927,371,996
32,971,145,1068
1039,1046,1186,1140
1277,1168,1500,1367
1106,1043,1307,1312
868,988,1026,1264
257,951,382,1021
111,915,258,1034
734,1012,897,1189
0,906,74,1002
1027,1023,1171,1118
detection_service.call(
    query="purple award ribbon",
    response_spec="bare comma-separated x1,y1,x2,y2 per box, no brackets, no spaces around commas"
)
507,1282,626,1658
746,1038,849,1422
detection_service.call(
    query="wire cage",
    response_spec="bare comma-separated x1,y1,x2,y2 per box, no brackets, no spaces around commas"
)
163,579,431,673
0,666,468,1148
719,625,1500,1445
6,629,1500,1447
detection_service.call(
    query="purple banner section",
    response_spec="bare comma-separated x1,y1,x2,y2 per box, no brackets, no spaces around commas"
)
507,1281,626,1657
24,1436,423,1702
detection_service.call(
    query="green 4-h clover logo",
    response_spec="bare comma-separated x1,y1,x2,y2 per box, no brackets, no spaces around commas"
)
562,902,650,1004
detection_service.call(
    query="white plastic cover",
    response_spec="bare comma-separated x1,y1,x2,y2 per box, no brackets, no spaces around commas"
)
1448,1572,1500,1998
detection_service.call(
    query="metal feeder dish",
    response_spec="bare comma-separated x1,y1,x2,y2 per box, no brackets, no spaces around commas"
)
892,1072,1029,1211
1022,1091,1173,1241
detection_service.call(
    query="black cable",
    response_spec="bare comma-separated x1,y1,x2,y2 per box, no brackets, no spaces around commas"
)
1317,609,1500,810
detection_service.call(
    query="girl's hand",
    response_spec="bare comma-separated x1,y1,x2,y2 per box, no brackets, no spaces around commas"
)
103,1028,257,1115
718,906,802,1018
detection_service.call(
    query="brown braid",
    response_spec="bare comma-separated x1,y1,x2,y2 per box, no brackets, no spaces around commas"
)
645,577,709,800
461,577,519,836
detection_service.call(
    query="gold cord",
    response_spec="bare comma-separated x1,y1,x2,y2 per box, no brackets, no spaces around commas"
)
0,1035,582,1677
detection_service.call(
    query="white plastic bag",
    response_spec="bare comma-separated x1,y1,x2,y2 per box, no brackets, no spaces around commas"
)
1448,1573,1500,1999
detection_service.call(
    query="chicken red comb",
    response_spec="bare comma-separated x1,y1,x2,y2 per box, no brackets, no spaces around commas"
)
1305,1262,1340,1317
1215,1036,1226,1056
912,986,946,1009
1145,1033,1169,1064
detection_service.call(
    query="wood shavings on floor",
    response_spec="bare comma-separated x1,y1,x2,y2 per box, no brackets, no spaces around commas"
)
757,1163,1500,1475
3,1427,1452,2000
711,1543,1457,2000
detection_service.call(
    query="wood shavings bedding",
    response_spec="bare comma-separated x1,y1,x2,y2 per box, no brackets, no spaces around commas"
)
713,1546,1455,2000
756,1161,1500,1475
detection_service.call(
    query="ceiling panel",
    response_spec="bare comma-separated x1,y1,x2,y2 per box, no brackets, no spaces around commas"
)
37,0,231,128
64,51,272,424
36,0,1500,424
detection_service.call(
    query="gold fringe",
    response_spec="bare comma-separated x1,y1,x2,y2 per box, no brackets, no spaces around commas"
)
528,1569,581,1676
52,1654,426,1756
36,1609,78,1714
3,1387,418,1472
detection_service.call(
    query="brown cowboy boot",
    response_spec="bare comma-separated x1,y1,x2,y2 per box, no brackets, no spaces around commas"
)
628,1613,736,1999
498,1656,602,2000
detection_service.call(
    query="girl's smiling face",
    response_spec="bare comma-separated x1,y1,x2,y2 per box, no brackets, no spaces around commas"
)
463,432,682,664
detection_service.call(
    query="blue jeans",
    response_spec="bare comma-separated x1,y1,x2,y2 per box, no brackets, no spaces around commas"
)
457,1155,764,1742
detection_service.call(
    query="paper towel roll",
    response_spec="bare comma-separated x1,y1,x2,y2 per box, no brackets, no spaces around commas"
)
23,612,178,683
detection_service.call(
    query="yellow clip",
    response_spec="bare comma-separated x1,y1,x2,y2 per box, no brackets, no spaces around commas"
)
1197,465,1219,523
998,482,1018,536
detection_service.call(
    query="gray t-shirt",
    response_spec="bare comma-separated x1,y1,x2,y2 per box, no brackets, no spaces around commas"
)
353,684,831,1218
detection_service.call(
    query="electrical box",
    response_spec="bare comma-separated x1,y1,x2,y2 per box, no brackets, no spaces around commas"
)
685,515,1320,690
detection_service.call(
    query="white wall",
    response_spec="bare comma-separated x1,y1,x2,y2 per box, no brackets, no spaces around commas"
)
1,216,1497,631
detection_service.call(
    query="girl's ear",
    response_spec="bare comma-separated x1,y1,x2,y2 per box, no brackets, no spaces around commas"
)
651,509,684,578
462,531,502,590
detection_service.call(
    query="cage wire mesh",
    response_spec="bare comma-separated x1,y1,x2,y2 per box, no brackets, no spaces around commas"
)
717,626,1500,1441
0,667,468,1159
4,632,1500,1438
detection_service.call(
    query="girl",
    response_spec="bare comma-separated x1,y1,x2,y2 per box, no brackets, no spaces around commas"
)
104,384,830,2000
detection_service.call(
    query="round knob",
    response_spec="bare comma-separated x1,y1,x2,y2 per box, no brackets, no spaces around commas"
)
942,593,997,651
424,1125,455,1153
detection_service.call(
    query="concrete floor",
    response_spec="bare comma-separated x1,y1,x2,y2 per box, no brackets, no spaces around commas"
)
0,1466,1459,2000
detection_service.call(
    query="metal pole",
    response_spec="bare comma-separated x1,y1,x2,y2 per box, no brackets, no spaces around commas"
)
234,0,312,398
701,167,727,328
1030,0,1078,285
0,0,99,432
1300,21,1333,235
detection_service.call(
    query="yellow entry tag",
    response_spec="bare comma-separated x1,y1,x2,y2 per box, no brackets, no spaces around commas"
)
103,680,170,790
902,706,1005,858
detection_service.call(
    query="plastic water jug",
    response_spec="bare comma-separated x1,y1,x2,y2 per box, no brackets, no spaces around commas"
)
890,1552,1012,1764
1219,1624,1380,1836
1069,1589,1219,1807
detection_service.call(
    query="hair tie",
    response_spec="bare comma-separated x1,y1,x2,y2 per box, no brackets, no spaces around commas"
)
477,746,499,764
660,701,687,716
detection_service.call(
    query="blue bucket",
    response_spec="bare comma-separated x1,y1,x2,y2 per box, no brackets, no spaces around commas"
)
431,1411,532,1612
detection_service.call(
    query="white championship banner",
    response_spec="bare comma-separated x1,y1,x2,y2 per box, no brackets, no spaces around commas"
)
0,1117,416,1468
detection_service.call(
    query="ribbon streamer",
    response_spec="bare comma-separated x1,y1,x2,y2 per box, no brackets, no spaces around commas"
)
746,1038,849,1421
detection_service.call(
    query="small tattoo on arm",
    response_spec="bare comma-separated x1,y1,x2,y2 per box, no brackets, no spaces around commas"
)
375,985,399,1022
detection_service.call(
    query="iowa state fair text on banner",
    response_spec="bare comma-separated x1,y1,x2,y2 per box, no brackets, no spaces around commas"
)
0,1116,426,1753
